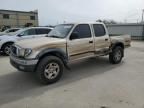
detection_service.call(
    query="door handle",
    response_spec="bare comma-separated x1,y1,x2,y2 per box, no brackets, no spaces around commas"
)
105,38,108,41
89,40,93,43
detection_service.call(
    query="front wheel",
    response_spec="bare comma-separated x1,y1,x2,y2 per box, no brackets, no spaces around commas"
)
2,43,13,55
109,46,123,64
36,56,64,84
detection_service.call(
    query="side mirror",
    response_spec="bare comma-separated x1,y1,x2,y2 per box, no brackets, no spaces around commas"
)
70,32,79,40
17,34,22,37
17,33,24,37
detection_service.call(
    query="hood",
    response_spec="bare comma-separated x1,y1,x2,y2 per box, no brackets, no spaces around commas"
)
16,37,67,50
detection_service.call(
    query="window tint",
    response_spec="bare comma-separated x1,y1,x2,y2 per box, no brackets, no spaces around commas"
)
72,24,91,39
93,24,106,37
36,29,51,35
22,29,36,36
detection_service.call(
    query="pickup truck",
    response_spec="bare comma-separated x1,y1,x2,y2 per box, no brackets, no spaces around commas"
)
10,22,131,84
0,27,52,55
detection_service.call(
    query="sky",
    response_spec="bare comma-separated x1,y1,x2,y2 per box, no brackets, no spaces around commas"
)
0,0,144,25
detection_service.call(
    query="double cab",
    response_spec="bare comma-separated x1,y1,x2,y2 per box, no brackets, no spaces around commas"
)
10,22,131,84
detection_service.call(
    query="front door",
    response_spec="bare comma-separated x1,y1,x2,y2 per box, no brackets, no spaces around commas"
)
67,24,94,61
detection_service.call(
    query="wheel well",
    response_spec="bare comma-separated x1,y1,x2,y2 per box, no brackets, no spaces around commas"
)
35,51,68,71
1,42,14,50
113,42,124,49
39,52,67,61
112,42,124,57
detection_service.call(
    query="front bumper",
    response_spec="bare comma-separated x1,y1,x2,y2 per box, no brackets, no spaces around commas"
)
10,55,38,72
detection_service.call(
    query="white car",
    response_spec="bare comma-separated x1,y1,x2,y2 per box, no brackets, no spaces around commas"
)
0,28,20,36
0,27,53,55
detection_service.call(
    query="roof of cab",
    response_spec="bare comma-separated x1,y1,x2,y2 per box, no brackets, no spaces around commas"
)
62,22,105,25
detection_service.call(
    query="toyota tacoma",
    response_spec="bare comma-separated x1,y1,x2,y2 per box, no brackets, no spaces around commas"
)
10,22,131,84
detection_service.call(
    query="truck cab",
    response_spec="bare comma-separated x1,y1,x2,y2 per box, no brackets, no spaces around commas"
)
67,23,111,61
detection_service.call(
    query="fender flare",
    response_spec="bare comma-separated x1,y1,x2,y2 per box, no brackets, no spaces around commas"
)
36,48,68,66
110,42,124,57
111,42,124,50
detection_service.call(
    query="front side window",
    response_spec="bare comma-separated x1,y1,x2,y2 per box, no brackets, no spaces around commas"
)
19,29,36,36
93,24,106,37
48,24,73,38
71,24,91,39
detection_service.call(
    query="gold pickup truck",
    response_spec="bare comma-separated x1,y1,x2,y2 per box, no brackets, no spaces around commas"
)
10,22,131,84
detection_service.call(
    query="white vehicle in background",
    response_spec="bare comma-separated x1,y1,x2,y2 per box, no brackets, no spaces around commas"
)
0,28,21,36
0,27,53,55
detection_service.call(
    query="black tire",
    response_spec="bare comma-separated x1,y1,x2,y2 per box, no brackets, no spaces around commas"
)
109,46,123,64
2,43,13,56
36,56,64,84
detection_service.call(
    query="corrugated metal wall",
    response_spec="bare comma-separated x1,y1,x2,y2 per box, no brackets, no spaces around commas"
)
107,24,144,40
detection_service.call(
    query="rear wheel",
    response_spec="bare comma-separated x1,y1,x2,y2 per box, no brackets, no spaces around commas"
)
36,56,64,84
2,43,13,55
109,46,123,64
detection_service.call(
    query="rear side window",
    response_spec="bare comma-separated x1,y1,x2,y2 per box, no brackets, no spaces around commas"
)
72,24,91,39
36,28,51,35
93,24,106,37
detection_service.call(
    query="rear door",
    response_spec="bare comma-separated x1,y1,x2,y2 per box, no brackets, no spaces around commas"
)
67,24,95,61
92,24,111,54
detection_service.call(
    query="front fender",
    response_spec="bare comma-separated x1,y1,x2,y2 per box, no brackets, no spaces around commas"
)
36,48,69,69
36,48,68,64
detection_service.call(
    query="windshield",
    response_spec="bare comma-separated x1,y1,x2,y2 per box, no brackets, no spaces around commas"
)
48,24,74,38
3,29,10,33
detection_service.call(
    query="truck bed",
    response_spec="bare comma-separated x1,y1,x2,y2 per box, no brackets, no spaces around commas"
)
110,34,131,47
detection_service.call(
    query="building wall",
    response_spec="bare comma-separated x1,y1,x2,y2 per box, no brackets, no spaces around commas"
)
107,24,144,40
0,10,38,29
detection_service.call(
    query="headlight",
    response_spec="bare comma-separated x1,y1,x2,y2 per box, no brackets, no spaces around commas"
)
19,48,32,57
24,48,32,57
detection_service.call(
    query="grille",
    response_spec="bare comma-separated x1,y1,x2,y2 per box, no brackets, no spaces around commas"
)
11,45,20,56
11,45,17,55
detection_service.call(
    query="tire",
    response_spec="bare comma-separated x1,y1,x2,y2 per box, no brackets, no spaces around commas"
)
2,43,13,56
36,56,64,84
109,46,123,64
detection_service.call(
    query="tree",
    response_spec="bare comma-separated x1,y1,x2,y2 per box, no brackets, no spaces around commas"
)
96,19,117,24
